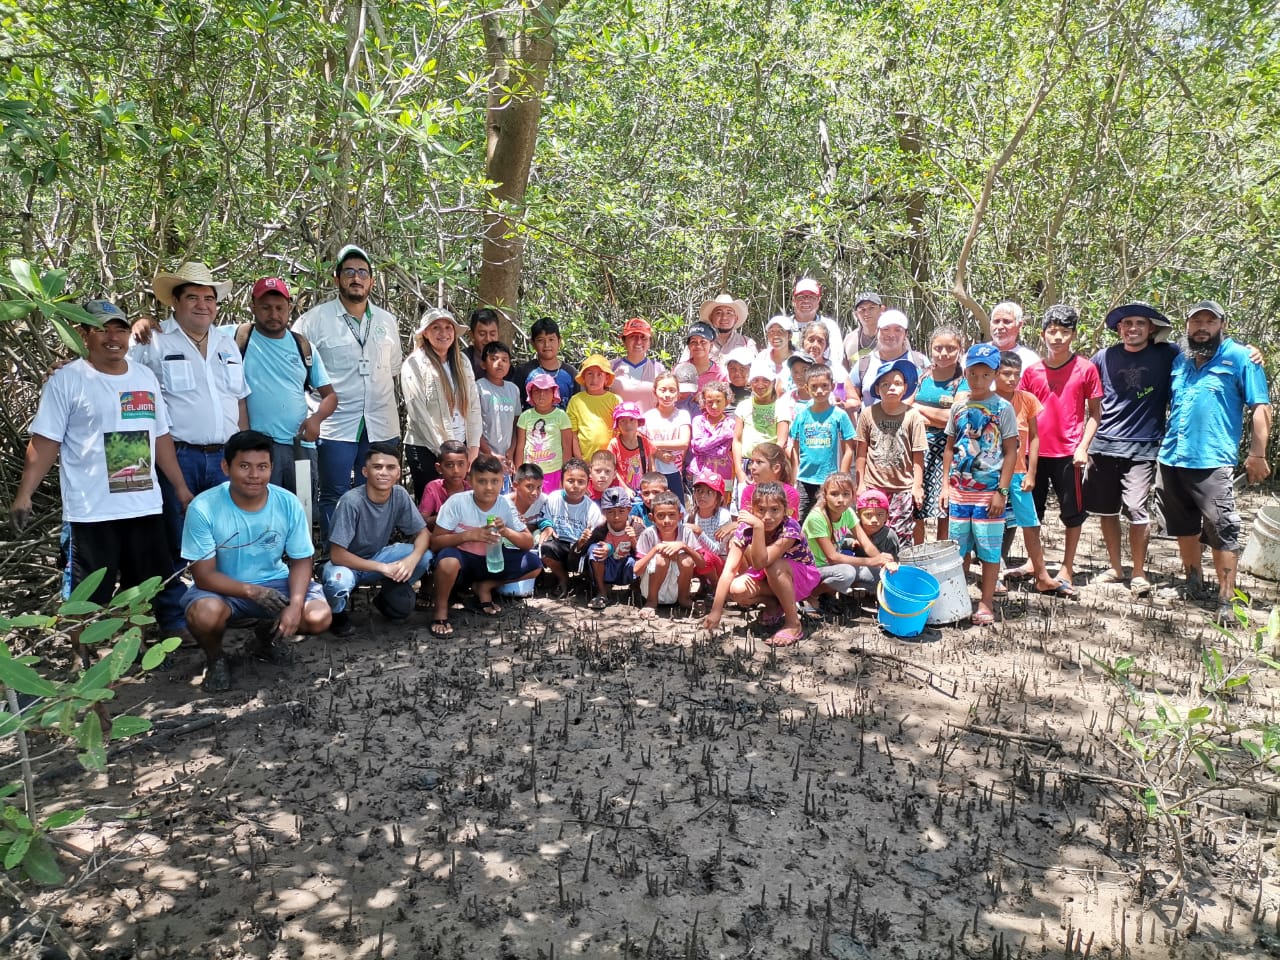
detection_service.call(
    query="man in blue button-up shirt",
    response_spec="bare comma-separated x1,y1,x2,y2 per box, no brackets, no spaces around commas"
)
1156,300,1270,620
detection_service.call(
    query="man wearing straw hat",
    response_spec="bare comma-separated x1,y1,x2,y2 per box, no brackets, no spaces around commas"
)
133,261,250,547
294,244,403,544
684,294,756,363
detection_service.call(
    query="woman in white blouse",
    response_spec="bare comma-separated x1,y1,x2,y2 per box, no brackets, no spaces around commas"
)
401,308,482,503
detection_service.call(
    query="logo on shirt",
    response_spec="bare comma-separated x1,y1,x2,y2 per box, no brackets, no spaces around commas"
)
119,391,157,420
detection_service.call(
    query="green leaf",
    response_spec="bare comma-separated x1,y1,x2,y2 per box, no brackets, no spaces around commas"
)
39,268,66,299
76,618,126,649
21,837,63,885
1187,706,1212,723
0,658,60,698
0,300,33,323
68,567,107,604
1194,748,1217,780
56,600,100,617
108,715,151,739
76,711,106,771
0,784,22,800
49,315,87,358
7,259,40,297
41,808,84,831
4,833,31,870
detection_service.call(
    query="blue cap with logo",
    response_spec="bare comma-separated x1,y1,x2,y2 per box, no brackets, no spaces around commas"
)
964,343,1001,370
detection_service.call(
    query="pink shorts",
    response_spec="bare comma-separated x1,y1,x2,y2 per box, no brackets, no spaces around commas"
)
541,469,562,493
746,559,821,601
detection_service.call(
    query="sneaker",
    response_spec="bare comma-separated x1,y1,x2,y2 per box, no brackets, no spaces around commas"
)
329,610,355,638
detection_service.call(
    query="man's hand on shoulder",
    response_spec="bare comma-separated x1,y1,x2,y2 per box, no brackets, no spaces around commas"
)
131,316,160,346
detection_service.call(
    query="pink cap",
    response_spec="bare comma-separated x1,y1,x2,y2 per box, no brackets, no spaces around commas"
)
251,277,292,300
691,471,726,496
856,488,890,511
612,401,643,424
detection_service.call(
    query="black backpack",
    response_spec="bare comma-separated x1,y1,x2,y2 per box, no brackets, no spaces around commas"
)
234,322,314,392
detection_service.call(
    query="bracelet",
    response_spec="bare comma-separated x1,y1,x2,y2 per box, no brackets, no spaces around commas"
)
1248,454,1266,459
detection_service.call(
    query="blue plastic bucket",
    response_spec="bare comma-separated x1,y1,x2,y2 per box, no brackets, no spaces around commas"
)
877,566,940,638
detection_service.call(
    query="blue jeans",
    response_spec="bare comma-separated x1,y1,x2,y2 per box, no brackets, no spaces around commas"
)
270,442,318,507
156,445,227,631
322,543,433,613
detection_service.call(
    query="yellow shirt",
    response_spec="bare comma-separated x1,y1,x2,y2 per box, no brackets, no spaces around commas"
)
567,390,620,460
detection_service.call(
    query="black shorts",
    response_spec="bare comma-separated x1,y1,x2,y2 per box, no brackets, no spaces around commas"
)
1154,464,1241,551
67,515,172,605
1083,455,1156,523
541,539,585,572
1031,456,1086,529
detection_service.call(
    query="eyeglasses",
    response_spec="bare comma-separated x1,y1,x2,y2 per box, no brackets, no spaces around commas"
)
340,268,371,279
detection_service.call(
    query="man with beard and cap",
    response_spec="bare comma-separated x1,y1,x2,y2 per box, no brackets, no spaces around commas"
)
1082,302,1179,597
294,245,403,544
1156,300,1270,622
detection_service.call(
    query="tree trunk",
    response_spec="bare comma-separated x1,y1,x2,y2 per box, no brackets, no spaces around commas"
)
478,1,559,342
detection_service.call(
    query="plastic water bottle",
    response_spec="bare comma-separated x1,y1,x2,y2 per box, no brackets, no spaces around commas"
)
485,516,504,574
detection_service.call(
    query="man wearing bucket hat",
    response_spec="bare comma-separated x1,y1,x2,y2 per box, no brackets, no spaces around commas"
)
1082,302,1179,596
294,245,403,544
683,294,755,363
1155,300,1271,621
133,261,250,568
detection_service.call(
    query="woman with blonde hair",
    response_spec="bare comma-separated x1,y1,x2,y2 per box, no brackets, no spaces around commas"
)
401,307,482,503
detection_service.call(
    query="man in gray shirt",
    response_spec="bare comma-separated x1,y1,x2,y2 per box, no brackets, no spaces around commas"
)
322,442,432,636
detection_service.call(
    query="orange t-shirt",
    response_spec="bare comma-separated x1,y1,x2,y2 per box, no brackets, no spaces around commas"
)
1004,390,1044,475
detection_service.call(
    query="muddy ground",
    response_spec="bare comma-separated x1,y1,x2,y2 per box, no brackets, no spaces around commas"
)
6,494,1280,960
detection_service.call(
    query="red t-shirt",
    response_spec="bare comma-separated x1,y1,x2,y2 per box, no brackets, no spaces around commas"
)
1018,355,1101,459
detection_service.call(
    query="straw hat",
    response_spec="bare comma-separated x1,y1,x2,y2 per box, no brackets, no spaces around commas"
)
151,262,232,307
698,294,748,328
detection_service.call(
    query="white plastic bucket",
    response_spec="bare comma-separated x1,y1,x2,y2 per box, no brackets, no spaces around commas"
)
1240,504,1280,581
898,539,970,625
497,578,536,598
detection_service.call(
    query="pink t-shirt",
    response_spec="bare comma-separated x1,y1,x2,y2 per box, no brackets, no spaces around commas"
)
644,407,691,475
1018,355,1101,459
418,478,470,518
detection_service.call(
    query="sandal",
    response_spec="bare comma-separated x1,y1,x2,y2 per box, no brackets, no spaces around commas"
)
767,627,805,647
1092,569,1125,585
477,600,502,617
415,594,433,612
588,595,607,611
1002,566,1034,582
1036,579,1078,600
430,619,454,637
971,608,996,626
1130,576,1152,598
638,606,657,620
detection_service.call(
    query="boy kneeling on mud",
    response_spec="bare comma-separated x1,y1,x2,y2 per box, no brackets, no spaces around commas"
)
429,454,541,637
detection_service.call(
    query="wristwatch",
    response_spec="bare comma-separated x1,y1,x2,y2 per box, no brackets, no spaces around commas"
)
996,486,1010,496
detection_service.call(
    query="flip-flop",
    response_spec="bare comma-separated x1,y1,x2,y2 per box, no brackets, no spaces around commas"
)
767,627,805,647
477,600,502,617
993,582,1009,598
1036,579,1078,600
758,610,785,629
1002,567,1034,582
430,619,453,637
971,609,996,626
1130,576,1152,597
1092,569,1125,585
638,607,658,620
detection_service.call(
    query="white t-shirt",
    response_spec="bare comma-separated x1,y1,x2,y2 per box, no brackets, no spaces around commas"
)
437,491,528,556
643,407,691,475
30,359,171,523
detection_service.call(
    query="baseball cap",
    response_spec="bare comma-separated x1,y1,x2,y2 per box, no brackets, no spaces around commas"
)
621,317,652,338
251,277,292,301
878,309,909,330
787,351,815,368
600,486,631,509
335,244,372,272
685,321,716,343
855,292,883,307
747,355,776,384
1041,304,1079,330
764,315,794,335
612,401,643,424
964,343,1001,370
793,278,822,297
82,300,129,327
723,345,756,368
1185,300,1226,321
691,471,726,496
672,362,700,394
856,488,890,511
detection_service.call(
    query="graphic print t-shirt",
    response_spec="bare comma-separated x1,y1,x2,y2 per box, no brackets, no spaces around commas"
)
30,359,171,523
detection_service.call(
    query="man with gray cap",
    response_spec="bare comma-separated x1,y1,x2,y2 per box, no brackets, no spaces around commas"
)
294,245,403,543
1156,300,1270,620
842,292,885,370
1083,302,1179,596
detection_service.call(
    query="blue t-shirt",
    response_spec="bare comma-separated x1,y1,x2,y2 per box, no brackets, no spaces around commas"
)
1090,341,1180,457
789,404,854,484
944,395,1017,493
181,482,315,585
1159,339,1269,469
242,330,332,445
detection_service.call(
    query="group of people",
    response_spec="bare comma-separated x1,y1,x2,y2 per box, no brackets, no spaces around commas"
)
10,253,1271,688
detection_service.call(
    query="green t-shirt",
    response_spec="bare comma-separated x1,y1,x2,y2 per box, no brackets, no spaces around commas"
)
802,506,858,566
518,407,572,473
735,396,777,455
